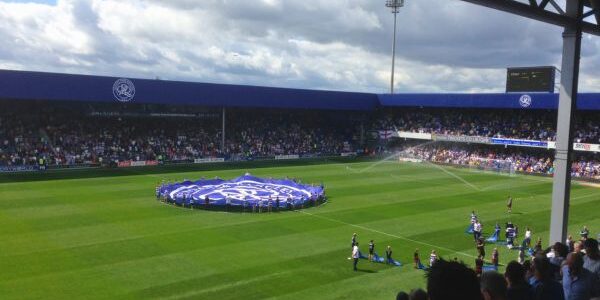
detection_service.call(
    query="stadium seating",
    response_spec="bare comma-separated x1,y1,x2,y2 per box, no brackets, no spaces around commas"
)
0,102,357,167
375,108,600,143
1,102,599,180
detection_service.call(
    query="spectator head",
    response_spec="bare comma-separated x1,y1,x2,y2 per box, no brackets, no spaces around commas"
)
426,259,483,300
522,259,533,278
396,291,409,300
551,242,569,259
409,288,427,300
566,252,585,278
504,261,526,287
480,271,507,300
532,254,551,281
574,241,583,253
583,238,599,260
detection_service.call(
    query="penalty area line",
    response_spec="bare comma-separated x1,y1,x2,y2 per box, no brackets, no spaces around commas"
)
297,210,477,259
422,161,482,192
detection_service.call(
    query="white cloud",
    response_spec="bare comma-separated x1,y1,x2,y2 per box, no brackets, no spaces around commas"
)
0,0,598,93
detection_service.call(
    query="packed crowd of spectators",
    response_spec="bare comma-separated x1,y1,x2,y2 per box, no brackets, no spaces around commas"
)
376,108,600,143
401,144,554,174
3,101,600,180
397,238,600,300
0,112,222,166
395,143,600,180
571,159,600,179
224,110,354,158
0,103,358,167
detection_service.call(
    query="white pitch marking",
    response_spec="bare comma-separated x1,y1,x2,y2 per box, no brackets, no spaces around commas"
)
163,271,291,300
572,192,600,201
422,161,482,192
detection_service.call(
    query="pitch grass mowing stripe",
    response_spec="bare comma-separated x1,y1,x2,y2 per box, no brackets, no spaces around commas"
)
0,161,598,299
0,215,347,281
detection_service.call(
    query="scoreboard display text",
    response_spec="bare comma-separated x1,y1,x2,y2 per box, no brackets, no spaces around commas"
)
506,67,555,93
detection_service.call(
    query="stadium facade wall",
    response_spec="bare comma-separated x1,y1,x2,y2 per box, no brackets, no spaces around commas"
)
377,93,600,110
2,69,600,110
0,69,378,111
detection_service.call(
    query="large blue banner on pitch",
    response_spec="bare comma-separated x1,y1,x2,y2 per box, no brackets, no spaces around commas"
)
160,175,325,206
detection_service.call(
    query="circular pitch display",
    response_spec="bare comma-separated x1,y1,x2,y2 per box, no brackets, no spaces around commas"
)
158,175,325,207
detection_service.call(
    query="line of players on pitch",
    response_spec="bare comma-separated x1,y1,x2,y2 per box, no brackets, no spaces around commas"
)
349,233,434,272
468,203,592,276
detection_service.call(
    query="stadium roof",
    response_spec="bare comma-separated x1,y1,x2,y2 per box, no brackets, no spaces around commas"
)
378,92,600,110
1,69,600,110
0,69,378,111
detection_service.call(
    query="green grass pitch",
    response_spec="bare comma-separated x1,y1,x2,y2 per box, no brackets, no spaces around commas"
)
1,160,599,299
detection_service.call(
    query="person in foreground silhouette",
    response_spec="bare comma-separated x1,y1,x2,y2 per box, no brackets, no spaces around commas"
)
426,259,483,300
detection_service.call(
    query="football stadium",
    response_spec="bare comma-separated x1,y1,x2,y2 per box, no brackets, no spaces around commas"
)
1,1,600,300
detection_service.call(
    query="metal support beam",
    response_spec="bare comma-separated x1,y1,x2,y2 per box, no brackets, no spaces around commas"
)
549,0,583,245
461,0,600,36
583,10,596,19
529,0,538,8
221,107,226,154
549,0,565,15
589,0,600,24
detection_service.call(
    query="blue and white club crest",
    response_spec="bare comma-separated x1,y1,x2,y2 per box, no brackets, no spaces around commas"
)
169,180,312,202
160,175,325,207
112,78,135,102
519,94,532,108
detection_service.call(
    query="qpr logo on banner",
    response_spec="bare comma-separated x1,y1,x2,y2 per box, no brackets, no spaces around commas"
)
112,78,135,102
519,94,532,108
170,180,312,201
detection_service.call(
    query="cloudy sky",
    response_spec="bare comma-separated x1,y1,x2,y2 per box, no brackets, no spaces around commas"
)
0,0,598,93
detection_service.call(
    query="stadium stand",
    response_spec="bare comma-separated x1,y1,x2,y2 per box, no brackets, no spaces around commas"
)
2,100,600,180
390,142,599,179
375,108,600,143
373,108,600,180
0,101,361,167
